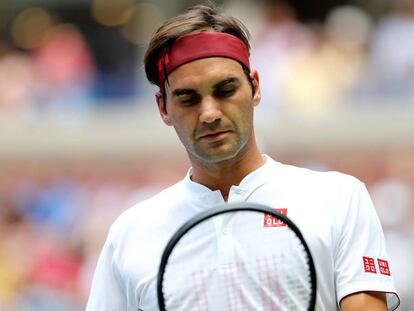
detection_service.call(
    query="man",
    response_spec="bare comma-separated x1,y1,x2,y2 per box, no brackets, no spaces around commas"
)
86,4,399,310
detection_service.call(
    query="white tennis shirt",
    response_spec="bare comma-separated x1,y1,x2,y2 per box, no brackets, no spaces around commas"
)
86,155,399,310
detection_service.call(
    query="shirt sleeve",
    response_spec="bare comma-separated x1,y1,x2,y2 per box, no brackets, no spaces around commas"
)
334,179,400,310
85,226,127,311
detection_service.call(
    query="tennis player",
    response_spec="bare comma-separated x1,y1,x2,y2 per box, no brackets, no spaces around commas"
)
86,4,399,310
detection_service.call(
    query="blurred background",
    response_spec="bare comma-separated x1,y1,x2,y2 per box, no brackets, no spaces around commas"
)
0,0,413,310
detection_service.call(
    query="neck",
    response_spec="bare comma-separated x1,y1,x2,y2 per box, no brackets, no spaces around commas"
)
190,144,265,201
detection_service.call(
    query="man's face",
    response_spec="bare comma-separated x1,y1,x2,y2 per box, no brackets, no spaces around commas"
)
157,57,260,164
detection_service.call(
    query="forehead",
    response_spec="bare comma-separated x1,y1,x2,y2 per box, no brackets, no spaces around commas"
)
166,57,245,90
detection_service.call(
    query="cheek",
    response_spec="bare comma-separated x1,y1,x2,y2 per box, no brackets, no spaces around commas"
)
234,103,255,136
233,94,255,121
170,115,195,140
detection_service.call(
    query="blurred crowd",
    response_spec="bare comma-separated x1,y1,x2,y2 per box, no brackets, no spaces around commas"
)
248,0,414,119
0,160,185,310
0,1,414,121
0,23,95,124
1,0,414,310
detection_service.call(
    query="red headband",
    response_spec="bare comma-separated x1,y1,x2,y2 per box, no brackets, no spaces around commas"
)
156,32,250,87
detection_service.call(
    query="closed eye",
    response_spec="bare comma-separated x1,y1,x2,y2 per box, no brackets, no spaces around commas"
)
172,89,200,106
178,94,200,106
214,87,236,98
213,77,240,99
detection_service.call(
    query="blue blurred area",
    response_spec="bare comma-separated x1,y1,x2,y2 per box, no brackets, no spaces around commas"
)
17,179,81,233
1,0,414,310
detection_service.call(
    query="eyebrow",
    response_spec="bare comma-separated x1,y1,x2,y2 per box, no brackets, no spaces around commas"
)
213,77,240,89
171,76,241,98
172,88,196,98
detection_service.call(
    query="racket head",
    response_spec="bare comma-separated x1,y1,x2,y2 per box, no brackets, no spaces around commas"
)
157,202,317,311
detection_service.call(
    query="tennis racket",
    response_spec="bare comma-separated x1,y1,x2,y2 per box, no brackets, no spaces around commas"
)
157,202,317,311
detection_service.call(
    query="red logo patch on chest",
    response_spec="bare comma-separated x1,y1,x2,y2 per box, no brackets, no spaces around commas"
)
263,208,288,227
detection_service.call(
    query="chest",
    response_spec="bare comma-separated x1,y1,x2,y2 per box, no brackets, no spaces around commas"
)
121,205,338,310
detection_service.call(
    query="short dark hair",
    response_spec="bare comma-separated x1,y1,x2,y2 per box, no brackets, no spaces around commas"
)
144,4,251,90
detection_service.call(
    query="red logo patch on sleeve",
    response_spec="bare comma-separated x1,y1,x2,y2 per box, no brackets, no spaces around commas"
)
363,256,377,274
263,208,287,227
377,258,391,276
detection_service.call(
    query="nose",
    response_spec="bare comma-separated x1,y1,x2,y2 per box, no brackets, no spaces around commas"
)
198,96,222,124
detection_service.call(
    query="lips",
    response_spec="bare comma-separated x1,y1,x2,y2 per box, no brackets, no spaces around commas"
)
198,130,230,141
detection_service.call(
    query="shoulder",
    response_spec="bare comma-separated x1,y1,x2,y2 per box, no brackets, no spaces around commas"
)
108,180,188,240
273,163,376,228
263,159,369,212
269,159,363,190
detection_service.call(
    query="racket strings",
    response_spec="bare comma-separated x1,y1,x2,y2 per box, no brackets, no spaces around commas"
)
161,211,313,311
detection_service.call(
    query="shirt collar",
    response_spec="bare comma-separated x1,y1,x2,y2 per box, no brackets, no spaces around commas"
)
183,154,276,204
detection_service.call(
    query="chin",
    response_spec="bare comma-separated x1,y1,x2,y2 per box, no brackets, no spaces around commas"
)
191,138,249,164
194,147,244,164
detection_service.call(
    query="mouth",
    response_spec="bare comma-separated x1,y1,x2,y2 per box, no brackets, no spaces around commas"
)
198,130,230,142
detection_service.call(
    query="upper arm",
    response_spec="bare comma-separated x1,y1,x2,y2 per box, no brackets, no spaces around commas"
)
334,179,399,309
86,227,127,310
340,291,388,311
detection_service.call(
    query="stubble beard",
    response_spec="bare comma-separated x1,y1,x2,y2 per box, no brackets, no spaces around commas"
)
188,130,250,166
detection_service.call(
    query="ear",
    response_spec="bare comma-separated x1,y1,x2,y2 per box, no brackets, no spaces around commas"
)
156,91,172,126
250,69,261,107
